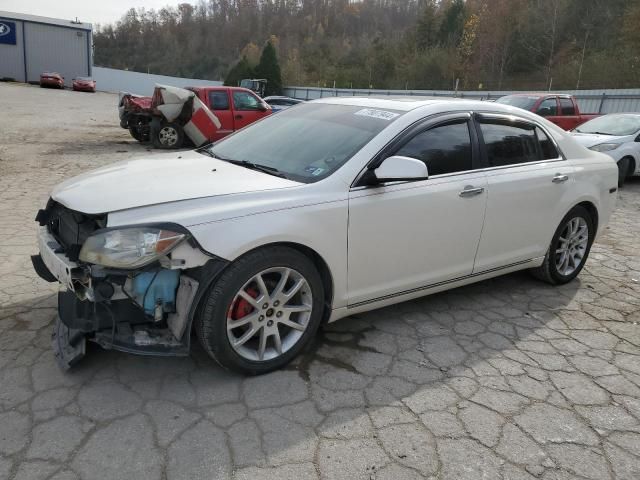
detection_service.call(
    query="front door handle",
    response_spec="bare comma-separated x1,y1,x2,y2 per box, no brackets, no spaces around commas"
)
552,174,569,183
459,186,485,197
235,114,243,120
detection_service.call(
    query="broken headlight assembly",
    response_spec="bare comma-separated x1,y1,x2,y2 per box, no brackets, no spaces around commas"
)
79,227,186,269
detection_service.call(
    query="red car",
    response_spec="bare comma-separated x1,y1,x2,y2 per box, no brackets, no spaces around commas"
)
72,77,96,92
495,93,601,131
39,72,64,89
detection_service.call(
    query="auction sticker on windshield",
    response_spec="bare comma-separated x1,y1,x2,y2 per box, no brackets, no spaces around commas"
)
354,108,400,121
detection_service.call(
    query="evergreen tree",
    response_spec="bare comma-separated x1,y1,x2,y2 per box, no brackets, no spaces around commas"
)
256,41,283,95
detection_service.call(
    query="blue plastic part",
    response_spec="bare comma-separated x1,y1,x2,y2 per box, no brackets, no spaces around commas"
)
132,270,180,316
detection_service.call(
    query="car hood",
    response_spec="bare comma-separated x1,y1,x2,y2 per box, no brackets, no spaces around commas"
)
571,133,627,148
51,150,300,214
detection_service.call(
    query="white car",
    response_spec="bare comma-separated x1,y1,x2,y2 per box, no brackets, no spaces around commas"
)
572,113,640,186
33,97,618,374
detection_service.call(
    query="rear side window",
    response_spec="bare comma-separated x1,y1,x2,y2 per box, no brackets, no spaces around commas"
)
560,98,576,115
479,120,561,166
536,127,559,159
208,91,229,110
479,120,540,167
394,121,472,176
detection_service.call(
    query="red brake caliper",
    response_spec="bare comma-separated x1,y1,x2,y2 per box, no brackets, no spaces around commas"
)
229,286,259,321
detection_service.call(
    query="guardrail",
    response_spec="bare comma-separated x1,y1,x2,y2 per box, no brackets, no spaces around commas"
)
283,86,640,114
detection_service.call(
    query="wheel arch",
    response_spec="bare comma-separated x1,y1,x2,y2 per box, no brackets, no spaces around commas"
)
260,241,335,322
574,200,599,235
621,155,636,176
202,241,335,323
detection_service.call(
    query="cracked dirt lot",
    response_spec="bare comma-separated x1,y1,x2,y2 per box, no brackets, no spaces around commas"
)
1,81,640,480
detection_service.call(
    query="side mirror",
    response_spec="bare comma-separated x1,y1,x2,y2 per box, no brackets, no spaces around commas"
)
367,155,429,185
258,103,268,112
635,134,640,143
537,107,551,117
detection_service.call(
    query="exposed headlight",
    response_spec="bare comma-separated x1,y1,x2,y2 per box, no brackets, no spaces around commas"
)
79,227,186,269
589,143,620,152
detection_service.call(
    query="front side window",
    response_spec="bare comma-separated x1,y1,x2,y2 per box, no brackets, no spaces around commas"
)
479,120,541,167
560,98,576,115
233,92,260,111
394,121,472,176
536,98,558,117
206,103,402,183
209,91,230,110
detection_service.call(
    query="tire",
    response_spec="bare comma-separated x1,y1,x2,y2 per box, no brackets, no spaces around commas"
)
151,121,184,149
196,247,325,375
530,205,594,285
617,157,630,187
129,126,144,142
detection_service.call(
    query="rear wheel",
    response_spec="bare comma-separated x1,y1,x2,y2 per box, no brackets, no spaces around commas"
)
617,157,631,187
151,121,184,149
196,247,325,375
530,206,594,285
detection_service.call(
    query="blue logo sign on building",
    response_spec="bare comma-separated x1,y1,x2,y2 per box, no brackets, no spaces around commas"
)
0,21,17,45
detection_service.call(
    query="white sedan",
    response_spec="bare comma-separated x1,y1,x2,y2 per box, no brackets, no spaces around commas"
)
572,113,640,186
33,97,618,374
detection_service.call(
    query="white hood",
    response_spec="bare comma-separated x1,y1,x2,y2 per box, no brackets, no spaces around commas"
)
571,133,626,149
51,150,300,214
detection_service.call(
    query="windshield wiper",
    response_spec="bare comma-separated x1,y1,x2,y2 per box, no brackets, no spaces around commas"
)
226,159,288,179
204,150,288,179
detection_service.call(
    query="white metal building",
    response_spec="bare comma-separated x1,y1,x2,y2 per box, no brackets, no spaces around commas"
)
0,11,92,88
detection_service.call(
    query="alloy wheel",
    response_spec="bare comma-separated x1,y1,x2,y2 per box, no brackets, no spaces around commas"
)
555,217,589,276
158,126,178,146
226,267,313,362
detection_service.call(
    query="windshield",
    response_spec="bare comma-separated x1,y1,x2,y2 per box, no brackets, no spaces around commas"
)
574,114,640,136
76,77,92,81
495,95,538,111
204,103,402,183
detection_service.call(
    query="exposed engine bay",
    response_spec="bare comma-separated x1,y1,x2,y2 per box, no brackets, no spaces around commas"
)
31,200,226,369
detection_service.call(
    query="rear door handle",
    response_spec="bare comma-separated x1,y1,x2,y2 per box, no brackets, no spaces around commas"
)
552,174,569,183
459,186,485,197
235,114,243,120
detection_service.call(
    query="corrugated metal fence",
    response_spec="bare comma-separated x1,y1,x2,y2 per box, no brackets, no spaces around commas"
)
283,87,640,114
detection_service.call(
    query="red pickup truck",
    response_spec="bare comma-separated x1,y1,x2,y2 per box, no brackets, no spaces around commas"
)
119,85,271,149
495,94,600,131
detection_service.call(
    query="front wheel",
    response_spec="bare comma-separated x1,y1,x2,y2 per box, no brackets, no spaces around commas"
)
530,206,594,285
196,247,325,375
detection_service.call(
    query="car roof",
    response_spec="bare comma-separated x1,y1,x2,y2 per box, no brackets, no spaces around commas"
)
502,93,573,98
312,95,523,114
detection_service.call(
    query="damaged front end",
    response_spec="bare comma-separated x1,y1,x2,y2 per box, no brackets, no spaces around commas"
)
32,200,226,369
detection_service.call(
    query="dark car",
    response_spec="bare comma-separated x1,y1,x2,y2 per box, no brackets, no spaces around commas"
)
39,72,64,89
263,96,304,112
72,77,96,93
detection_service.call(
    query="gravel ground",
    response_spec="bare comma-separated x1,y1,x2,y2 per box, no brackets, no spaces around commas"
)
1,82,639,480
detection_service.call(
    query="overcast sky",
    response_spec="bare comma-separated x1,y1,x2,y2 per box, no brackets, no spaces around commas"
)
1,0,189,27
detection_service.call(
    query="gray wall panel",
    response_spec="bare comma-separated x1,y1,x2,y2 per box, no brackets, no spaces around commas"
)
0,18,25,82
24,22,89,86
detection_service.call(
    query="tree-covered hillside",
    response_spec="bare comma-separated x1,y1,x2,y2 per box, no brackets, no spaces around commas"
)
93,0,640,90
